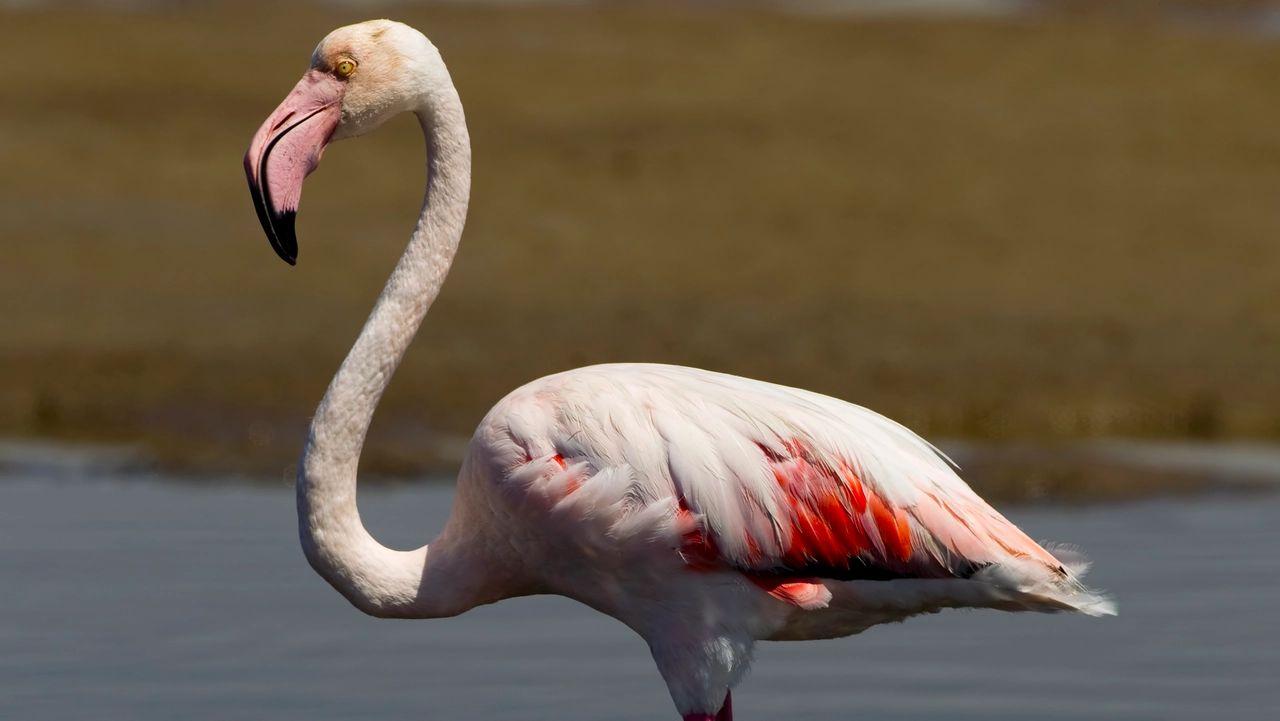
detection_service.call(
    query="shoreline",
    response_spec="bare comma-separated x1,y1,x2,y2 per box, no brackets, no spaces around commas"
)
5,435,1276,506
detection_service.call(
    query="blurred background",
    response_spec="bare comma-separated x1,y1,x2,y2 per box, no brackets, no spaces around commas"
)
6,0,1280,496
2,2,1280,720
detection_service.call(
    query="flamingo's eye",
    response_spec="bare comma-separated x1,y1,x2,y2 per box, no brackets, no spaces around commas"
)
335,59,356,78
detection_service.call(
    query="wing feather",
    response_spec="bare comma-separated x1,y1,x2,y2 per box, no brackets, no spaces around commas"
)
487,364,1078,590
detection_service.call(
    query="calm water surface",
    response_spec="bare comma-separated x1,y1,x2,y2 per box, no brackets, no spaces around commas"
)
1,476,1277,720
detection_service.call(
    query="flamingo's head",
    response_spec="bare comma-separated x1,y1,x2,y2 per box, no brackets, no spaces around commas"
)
245,20,441,264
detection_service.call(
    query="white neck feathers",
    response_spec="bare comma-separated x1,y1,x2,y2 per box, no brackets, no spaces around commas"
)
295,67,478,619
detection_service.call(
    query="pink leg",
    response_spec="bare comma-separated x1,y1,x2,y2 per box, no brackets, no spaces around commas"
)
716,690,733,721
682,691,733,721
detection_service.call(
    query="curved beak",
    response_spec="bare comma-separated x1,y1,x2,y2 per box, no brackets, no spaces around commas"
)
244,70,345,265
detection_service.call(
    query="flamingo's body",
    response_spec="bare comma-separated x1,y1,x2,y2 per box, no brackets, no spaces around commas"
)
245,20,1113,720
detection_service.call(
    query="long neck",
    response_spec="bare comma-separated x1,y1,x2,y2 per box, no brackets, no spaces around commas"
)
296,85,479,619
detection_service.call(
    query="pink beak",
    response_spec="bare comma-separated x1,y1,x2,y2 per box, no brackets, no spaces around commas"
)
244,69,346,265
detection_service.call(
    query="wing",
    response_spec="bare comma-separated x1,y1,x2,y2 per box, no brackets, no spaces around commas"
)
482,363,1088,605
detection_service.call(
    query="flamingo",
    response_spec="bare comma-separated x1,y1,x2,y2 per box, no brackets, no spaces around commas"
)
244,20,1115,721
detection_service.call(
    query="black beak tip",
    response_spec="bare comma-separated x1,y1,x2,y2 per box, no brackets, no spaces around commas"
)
267,210,299,266
248,166,299,266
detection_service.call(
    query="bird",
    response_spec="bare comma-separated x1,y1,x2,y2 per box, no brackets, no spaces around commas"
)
244,20,1115,721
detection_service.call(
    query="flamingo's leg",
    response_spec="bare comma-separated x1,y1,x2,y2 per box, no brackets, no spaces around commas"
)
716,690,733,721
682,691,732,721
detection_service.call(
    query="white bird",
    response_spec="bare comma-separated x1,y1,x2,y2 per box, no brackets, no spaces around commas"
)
244,20,1114,721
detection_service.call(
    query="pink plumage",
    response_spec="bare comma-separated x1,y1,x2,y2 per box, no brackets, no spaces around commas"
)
480,363,1105,607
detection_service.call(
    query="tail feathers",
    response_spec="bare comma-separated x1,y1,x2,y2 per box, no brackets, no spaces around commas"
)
973,553,1117,617
1044,542,1093,576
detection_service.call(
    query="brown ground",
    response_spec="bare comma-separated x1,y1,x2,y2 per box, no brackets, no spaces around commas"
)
2,1,1280,497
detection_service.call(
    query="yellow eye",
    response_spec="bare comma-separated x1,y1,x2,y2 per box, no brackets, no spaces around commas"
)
335,59,356,78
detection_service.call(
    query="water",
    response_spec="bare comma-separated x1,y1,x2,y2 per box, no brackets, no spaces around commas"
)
1,476,1277,720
